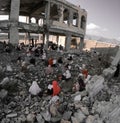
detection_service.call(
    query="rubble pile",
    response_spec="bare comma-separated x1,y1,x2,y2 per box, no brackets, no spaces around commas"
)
0,44,120,123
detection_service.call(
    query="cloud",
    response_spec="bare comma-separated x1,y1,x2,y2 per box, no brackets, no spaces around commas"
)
87,23,100,30
86,23,108,37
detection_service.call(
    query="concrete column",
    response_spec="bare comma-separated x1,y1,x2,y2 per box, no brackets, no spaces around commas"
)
44,1,50,50
56,35,59,47
68,10,73,27
26,16,29,24
43,33,45,45
29,17,32,23
44,32,49,50
28,32,31,41
59,6,64,23
45,1,50,25
78,10,81,29
79,37,84,51
36,18,39,24
9,0,20,44
65,34,71,51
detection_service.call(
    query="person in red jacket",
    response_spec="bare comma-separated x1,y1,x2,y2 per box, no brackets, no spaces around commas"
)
48,58,53,66
47,80,61,96
82,69,88,78
52,80,61,96
81,64,88,78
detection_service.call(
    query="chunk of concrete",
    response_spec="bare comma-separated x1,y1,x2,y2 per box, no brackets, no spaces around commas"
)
86,75,104,98
103,66,116,79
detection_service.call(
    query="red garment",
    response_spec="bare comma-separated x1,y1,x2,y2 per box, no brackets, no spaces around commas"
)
82,69,88,78
52,81,61,96
48,58,53,66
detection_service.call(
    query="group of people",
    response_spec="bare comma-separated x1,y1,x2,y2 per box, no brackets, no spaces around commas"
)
15,44,90,103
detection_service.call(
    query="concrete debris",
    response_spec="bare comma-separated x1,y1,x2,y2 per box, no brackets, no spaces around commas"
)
6,65,13,72
0,77,9,86
86,75,104,99
0,47,119,123
103,65,116,80
0,89,8,99
6,113,17,118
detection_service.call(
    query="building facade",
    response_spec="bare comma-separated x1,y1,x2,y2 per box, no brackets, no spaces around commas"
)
0,0,87,50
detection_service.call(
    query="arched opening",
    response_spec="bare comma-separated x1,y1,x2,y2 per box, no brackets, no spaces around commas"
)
72,12,78,27
50,4,59,21
63,8,69,24
71,38,77,49
38,18,43,26
30,17,36,23
80,15,86,29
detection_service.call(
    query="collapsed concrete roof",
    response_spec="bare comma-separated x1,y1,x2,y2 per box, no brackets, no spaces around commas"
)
0,0,84,17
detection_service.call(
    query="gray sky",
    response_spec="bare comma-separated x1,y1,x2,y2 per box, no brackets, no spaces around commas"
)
67,0,120,40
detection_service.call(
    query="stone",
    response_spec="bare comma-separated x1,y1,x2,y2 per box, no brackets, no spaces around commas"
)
0,65,3,72
0,77,9,86
25,107,29,114
51,116,61,123
60,119,71,123
80,106,89,116
103,66,116,80
6,65,13,72
74,94,81,102
26,113,35,123
49,104,58,116
29,81,41,95
62,111,72,120
36,114,45,123
6,113,17,118
0,89,8,99
86,75,104,98
41,110,51,122
86,115,95,123
71,116,79,123
74,110,86,123
18,115,26,122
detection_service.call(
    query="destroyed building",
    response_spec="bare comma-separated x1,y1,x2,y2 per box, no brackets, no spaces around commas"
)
0,0,87,50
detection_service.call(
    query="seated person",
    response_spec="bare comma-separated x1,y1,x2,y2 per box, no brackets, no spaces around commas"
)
62,68,71,80
65,63,71,70
17,56,22,64
73,75,85,92
53,58,57,67
82,69,88,79
42,52,47,61
48,58,53,66
81,64,88,78
78,74,85,91
4,45,11,53
29,57,36,65
47,80,61,96
58,57,63,64
34,48,39,57
67,54,73,61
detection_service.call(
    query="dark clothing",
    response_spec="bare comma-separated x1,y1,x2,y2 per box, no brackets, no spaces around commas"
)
47,88,53,95
78,77,85,91
58,57,63,64
34,49,39,57
67,56,73,61
30,58,36,65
